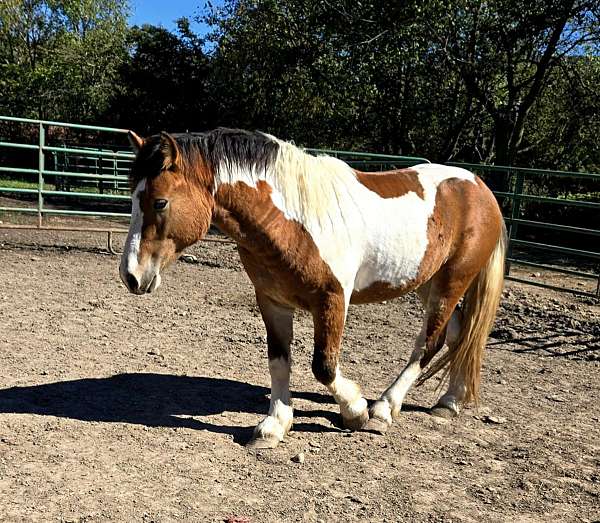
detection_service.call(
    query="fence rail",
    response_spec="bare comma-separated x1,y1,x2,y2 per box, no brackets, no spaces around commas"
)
1,115,599,296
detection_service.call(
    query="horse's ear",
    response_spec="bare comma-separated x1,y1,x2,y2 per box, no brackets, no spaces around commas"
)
128,131,144,153
160,131,180,171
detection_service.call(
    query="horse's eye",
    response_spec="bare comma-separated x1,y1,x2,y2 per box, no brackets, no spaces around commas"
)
154,199,168,211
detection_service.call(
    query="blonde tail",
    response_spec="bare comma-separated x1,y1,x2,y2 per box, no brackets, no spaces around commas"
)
418,224,507,404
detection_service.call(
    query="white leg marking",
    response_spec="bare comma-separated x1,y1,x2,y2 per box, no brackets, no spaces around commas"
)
371,354,423,423
436,374,467,415
371,320,428,423
371,306,463,422
328,367,368,422
253,357,293,442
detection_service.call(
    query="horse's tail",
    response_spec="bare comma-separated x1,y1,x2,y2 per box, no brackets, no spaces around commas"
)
419,223,507,404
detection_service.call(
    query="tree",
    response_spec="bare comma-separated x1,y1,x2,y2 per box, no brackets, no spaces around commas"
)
204,0,371,146
0,0,129,122
525,55,600,171
108,20,212,134
431,0,600,169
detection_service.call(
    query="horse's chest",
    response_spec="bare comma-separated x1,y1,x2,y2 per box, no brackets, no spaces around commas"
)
237,247,321,310
352,236,428,299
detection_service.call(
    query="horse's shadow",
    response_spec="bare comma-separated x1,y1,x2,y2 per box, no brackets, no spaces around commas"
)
0,373,345,444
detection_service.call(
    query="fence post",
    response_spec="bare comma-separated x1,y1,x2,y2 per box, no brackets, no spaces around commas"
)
505,168,524,276
98,156,104,194
38,123,45,228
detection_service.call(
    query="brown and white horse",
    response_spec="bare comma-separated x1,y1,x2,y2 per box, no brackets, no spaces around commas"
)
120,128,506,448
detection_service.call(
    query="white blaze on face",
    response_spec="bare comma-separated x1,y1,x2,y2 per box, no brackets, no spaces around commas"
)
122,179,145,273
120,179,162,293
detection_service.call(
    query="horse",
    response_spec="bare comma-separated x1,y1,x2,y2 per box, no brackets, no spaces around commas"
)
119,128,506,449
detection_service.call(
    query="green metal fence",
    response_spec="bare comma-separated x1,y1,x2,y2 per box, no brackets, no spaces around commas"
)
1,115,598,296
0,115,133,252
0,116,430,253
448,162,600,297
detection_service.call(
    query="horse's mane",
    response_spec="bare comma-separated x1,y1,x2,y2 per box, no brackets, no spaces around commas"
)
131,127,359,228
129,128,278,189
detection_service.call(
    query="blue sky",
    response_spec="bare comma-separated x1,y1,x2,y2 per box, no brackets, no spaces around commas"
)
129,0,221,34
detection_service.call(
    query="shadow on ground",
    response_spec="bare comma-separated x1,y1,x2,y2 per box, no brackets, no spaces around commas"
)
0,373,436,444
0,373,347,444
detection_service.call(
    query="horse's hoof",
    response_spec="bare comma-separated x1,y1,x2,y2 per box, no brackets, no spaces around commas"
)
342,410,369,431
363,416,390,434
246,435,281,449
430,405,458,419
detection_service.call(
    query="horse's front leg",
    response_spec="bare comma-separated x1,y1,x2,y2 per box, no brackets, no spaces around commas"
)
247,292,294,449
312,293,369,431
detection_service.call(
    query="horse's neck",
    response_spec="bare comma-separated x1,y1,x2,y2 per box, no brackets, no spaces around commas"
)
211,144,358,244
211,165,276,244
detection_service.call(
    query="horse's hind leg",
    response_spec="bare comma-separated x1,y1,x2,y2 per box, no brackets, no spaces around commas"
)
247,292,294,449
430,316,467,419
367,278,466,433
312,294,369,431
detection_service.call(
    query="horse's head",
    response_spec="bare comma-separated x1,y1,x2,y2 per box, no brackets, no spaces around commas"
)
120,131,213,294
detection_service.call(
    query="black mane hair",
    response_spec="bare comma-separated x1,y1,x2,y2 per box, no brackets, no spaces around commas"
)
129,128,280,189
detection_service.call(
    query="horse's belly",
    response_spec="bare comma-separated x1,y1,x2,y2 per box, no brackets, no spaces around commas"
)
350,257,423,304
351,223,429,296
350,279,417,304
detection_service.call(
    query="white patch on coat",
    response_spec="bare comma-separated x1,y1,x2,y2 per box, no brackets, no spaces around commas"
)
213,137,476,298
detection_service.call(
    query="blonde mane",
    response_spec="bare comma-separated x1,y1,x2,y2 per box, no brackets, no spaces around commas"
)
214,134,360,230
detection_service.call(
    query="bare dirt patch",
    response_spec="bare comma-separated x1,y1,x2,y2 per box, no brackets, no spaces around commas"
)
0,228,599,522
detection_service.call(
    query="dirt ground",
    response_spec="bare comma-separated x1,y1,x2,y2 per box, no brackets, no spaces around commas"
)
0,225,599,523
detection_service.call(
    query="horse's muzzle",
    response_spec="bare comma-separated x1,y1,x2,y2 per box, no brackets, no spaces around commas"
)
120,267,161,295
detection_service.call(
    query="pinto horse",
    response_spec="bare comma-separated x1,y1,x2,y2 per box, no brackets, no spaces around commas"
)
120,128,506,448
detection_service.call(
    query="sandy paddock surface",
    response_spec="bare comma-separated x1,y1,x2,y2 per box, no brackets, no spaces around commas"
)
0,225,599,523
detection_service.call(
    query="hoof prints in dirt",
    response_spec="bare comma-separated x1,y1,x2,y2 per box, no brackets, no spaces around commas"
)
491,287,600,360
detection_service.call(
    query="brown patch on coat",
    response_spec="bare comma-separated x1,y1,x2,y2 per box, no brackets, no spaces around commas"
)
413,176,505,400
350,280,416,304
418,176,502,284
213,181,342,307
412,176,503,371
354,168,425,199
349,176,502,309
212,180,346,385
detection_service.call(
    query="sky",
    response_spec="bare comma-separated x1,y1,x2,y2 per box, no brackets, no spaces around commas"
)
128,0,221,34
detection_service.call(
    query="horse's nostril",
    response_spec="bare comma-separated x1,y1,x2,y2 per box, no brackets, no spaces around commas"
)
126,273,139,292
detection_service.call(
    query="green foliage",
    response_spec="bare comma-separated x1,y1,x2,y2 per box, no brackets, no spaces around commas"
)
525,56,600,172
0,0,129,122
424,0,600,168
107,20,211,134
